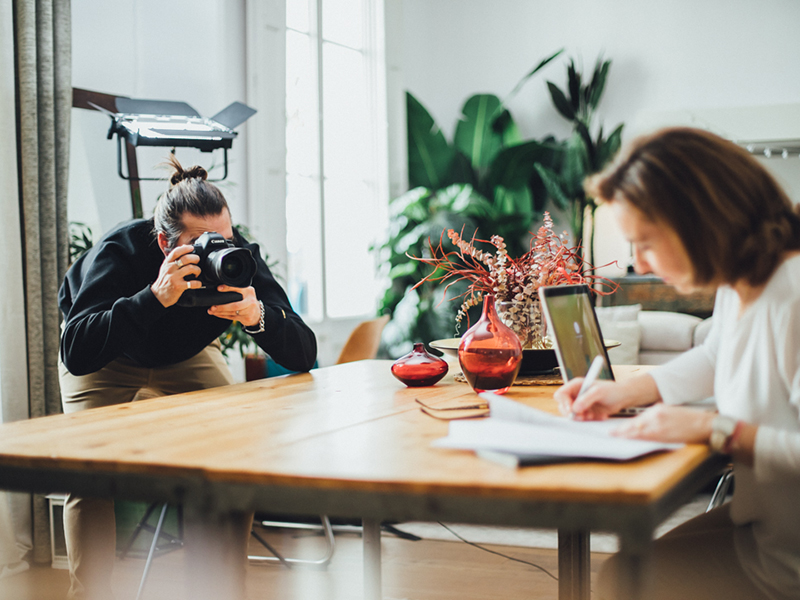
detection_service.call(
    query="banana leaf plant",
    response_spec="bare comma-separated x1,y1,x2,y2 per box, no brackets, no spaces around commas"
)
378,51,565,356
533,56,624,262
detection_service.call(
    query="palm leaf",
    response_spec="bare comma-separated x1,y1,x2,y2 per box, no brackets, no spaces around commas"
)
547,82,575,121
406,92,455,189
454,94,507,173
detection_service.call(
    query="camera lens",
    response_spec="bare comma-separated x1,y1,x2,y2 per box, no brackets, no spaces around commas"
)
206,248,257,287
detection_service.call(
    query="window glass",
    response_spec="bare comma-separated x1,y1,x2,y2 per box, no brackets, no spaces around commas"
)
322,0,362,49
286,0,310,33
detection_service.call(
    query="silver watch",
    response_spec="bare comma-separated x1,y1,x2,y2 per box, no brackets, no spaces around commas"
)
709,414,737,453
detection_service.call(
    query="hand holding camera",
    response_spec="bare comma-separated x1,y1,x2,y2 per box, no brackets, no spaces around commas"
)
152,232,257,309
151,245,202,308
176,232,257,308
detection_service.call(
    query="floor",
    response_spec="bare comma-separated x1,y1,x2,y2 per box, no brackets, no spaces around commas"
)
0,524,612,600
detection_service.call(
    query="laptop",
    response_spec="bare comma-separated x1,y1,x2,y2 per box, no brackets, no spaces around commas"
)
538,284,614,384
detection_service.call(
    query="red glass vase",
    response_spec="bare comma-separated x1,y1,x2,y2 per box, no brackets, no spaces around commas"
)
458,294,522,394
391,343,449,387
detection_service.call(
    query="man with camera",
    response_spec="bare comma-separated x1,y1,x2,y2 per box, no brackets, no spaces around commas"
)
58,157,317,600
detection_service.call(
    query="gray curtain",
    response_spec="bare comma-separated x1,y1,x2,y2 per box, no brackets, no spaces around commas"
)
13,0,71,563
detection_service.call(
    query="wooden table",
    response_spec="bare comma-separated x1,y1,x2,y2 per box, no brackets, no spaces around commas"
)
0,361,725,600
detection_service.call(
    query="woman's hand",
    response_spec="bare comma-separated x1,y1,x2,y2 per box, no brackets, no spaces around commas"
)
151,246,201,308
611,404,716,444
207,285,260,327
554,373,662,421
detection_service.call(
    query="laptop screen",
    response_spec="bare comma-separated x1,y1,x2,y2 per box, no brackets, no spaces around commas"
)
538,284,614,383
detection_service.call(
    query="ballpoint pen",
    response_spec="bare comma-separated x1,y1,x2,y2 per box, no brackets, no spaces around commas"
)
569,355,606,420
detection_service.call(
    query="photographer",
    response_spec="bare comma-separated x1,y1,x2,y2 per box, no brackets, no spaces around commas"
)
58,156,316,600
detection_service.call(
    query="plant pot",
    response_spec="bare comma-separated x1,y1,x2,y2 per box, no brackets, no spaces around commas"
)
244,354,267,382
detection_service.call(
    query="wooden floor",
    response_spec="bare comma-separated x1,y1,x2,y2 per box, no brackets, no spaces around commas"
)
0,525,612,600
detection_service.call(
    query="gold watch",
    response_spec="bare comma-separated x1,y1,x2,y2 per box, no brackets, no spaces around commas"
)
709,415,737,454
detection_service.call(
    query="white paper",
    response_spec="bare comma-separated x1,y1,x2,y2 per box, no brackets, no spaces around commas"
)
431,394,682,461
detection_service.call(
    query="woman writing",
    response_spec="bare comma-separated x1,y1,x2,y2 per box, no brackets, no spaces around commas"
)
555,128,800,600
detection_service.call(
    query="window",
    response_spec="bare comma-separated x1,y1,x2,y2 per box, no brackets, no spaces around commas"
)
284,0,389,322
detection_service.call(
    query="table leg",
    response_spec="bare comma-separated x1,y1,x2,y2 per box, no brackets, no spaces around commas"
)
558,528,590,600
183,506,248,600
363,518,382,600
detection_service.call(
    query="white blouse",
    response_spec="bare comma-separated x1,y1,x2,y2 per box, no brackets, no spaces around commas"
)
651,255,800,600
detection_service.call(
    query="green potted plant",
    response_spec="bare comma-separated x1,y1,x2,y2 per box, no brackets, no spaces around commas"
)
378,52,564,356
532,56,624,261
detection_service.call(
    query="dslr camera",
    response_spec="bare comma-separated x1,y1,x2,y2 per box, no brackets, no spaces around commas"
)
176,231,257,307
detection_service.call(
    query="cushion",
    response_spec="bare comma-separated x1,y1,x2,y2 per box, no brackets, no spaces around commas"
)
600,320,642,365
638,311,702,352
594,304,642,322
595,304,642,365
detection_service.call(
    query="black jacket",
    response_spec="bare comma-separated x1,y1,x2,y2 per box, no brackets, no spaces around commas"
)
59,219,317,376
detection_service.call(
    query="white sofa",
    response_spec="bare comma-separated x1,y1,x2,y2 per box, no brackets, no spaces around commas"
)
596,305,713,366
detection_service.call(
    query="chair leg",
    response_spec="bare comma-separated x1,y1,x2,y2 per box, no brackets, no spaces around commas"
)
136,503,169,600
707,467,734,512
248,515,336,568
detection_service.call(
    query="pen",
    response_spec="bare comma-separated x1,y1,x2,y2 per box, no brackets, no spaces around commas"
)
569,355,606,420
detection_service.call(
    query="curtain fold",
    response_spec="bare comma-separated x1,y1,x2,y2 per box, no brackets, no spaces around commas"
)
13,0,71,564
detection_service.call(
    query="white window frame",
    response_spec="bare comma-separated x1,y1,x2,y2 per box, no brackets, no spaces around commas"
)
245,0,390,365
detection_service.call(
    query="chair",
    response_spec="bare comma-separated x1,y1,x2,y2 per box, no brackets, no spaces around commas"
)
706,465,734,512
248,315,391,568
120,503,184,600
335,314,390,364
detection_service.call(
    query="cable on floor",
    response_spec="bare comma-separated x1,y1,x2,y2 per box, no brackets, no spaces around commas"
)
437,522,559,582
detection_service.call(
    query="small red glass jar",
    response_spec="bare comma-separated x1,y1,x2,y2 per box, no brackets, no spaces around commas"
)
391,343,449,387
458,294,522,394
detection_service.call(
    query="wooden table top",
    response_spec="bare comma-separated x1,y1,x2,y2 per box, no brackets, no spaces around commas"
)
0,361,712,506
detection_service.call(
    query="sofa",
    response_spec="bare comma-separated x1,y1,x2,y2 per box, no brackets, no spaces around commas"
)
595,304,713,367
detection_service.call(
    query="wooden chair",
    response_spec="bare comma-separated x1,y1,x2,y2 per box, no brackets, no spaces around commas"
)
335,314,390,365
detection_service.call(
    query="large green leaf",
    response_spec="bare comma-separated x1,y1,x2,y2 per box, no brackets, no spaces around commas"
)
561,132,590,198
567,59,580,113
547,82,575,121
406,92,454,189
534,163,570,211
587,59,611,111
485,139,562,192
597,123,624,168
575,121,597,170
500,48,564,112
453,94,507,174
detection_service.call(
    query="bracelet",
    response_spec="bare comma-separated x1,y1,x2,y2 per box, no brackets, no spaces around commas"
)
243,300,266,335
722,420,745,454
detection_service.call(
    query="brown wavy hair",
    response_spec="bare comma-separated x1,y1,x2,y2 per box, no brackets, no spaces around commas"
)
153,154,230,248
586,127,800,287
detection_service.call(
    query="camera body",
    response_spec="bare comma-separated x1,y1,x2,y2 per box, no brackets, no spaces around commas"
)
176,231,257,307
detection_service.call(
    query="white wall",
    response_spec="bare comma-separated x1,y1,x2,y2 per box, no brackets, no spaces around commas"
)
392,0,800,276
70,0,249,234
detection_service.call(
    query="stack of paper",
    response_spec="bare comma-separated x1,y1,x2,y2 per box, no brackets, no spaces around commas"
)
432,394,682,466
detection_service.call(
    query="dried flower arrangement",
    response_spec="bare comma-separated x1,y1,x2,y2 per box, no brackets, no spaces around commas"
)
411,213,615,349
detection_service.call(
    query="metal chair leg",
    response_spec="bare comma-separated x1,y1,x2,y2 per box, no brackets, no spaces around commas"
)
707,466,734,512
248,515,336,568
136,503,169,600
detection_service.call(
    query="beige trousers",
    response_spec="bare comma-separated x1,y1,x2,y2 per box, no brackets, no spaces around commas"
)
59,342,251,600
597,504,775,600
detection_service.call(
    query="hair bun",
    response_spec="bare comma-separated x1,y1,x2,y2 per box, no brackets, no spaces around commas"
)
165,154,208,186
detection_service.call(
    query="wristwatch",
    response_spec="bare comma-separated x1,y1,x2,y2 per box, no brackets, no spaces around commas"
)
709,414,738,454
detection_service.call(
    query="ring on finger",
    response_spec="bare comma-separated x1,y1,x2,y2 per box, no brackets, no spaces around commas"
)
176,258,183,268
235,310,240,316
